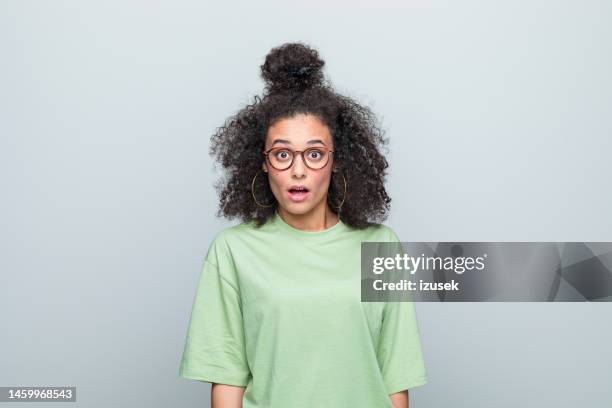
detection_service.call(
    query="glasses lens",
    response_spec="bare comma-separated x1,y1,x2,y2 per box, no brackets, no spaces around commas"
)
304,148,329,169
268,148,293,170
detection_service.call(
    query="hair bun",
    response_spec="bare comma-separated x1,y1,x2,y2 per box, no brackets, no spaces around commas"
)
260,42,325,93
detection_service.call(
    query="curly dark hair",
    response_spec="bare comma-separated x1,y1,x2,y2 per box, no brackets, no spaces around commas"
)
209,42,392,229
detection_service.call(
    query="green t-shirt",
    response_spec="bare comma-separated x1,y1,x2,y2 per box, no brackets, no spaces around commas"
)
179,211,427,407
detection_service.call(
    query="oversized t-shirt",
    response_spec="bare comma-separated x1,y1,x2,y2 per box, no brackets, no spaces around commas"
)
179,211,427,407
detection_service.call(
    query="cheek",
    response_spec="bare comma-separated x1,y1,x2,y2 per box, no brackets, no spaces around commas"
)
267,171,286,190
312,171,333,191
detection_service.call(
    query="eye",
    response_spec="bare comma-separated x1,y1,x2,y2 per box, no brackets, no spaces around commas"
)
307,149,323,160
273,150,292,161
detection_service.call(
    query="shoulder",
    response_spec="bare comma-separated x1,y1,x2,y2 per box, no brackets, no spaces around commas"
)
201,221,262,283
354,222,401,243
212,219,265,244
204,220,266,259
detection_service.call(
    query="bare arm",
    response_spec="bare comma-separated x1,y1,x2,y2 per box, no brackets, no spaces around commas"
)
211,383,246,408
389,390,409,408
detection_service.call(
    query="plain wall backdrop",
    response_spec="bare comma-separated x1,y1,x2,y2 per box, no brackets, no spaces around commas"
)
1,1,611,407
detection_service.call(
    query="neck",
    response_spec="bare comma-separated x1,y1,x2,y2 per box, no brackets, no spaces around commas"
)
277,202,339,232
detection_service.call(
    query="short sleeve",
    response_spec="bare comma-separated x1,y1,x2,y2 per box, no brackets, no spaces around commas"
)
376,226,428,394
179,251,251,386
377,300,428,394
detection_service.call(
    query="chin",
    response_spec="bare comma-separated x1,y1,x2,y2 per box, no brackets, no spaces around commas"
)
281,202,314,215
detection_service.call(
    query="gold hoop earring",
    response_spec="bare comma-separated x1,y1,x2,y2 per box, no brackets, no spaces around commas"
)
330,170,347,210
251,170,275,208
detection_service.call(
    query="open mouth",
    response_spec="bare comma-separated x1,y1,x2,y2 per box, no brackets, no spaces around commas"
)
287,186,310,202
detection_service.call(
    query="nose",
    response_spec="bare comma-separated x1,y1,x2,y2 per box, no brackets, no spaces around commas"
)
290,153,307,177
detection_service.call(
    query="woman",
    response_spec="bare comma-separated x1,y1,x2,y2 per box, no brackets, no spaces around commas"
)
179,42,427,408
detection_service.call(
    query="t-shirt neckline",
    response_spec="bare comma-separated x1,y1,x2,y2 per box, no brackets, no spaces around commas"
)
272,210,346,238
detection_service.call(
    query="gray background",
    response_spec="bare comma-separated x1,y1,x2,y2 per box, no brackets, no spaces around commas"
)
1,0,611,407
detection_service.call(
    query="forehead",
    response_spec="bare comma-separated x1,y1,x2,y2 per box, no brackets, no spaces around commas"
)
266,114,332,147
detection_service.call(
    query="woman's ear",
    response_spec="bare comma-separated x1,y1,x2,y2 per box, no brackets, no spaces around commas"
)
262,162,268,172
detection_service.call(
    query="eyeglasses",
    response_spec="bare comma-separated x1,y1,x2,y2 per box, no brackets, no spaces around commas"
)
263,146,334,171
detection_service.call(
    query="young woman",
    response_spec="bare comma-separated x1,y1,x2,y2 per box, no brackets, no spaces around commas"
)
179,42,427,408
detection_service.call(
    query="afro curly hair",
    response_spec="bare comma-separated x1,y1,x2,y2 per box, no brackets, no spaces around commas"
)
209,42,392,229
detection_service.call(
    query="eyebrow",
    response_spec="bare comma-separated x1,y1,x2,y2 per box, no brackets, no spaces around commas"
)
271,139,327,147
